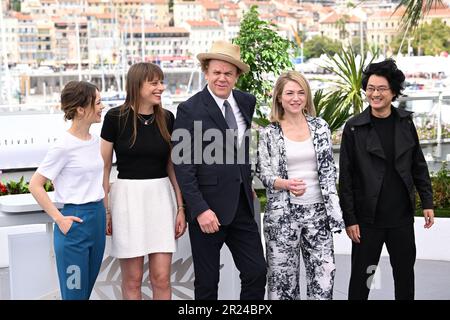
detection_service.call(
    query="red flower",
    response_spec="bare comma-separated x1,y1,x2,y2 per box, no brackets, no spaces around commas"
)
0,182,7,195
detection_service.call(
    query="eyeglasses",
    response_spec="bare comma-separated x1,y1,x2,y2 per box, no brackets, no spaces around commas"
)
366,86,390,94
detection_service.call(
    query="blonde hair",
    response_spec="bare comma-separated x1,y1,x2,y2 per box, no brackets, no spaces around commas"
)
270,71,315,122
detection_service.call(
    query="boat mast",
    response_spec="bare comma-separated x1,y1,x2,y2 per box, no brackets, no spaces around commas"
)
0,3,12,104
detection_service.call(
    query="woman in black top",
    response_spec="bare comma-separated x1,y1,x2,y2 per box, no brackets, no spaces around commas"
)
101,62,186,300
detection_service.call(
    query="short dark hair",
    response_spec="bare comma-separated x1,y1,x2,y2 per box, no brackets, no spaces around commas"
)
362,59,405,101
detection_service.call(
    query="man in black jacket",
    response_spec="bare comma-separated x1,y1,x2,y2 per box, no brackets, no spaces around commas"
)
172,41,266,300
338,59,434,300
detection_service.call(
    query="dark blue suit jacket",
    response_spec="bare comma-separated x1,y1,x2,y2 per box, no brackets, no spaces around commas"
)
173,87,256,225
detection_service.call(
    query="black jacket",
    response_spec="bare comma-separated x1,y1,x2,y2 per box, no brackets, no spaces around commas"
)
172,87,255,225
338,106,433,227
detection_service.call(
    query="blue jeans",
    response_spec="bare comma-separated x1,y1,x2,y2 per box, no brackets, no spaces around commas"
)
53,200,106,300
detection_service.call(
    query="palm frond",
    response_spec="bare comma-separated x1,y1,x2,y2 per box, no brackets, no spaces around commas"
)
314,90,351,133
253,117,271,127
395,0,444,31
321,46,374,115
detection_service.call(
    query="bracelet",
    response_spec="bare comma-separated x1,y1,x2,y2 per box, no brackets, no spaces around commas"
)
177,206,185,211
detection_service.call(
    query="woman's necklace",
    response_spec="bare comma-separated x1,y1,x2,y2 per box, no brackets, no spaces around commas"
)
137,113,154,126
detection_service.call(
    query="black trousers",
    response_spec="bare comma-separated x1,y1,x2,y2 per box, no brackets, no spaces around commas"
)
348,223,416,300
188,186,267,300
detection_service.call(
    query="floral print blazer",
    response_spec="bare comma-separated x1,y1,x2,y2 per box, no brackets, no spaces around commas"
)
256,116,344,232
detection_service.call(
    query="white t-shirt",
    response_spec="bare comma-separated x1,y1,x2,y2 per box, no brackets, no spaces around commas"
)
37,131,105,204
285,136,323,205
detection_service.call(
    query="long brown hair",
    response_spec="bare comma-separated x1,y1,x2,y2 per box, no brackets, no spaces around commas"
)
119,62,171,147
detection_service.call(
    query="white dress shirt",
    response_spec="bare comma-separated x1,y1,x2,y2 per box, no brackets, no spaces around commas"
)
207,86,247,145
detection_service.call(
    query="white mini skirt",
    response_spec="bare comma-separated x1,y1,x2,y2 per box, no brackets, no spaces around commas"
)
109,177,177,258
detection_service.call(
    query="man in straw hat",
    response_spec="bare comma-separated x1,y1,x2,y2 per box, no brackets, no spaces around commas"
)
172,40,267,300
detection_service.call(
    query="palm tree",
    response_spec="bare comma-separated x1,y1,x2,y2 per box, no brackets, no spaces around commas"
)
394,0,444,55
335,16,350,41
321,46,373,115
234,6,293,127
395,0,444,31
312,46,376,133
313,90,351,133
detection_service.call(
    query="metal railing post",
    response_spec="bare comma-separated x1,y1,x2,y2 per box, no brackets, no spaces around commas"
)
435,91,443,158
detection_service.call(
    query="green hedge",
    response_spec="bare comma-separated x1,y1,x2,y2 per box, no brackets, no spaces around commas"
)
0,177,53,196
416,208,450,218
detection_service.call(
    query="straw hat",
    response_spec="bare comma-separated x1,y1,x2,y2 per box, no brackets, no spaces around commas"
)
197,40,250,73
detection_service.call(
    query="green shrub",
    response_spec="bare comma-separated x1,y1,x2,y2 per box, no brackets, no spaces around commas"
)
5,176,28,194
44,179,54,192
255,188,267,213
415,161,449,216
0,177,54,196
431,161,450,209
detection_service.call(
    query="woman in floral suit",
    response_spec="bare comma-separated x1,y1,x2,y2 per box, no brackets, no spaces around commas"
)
256,71,344,300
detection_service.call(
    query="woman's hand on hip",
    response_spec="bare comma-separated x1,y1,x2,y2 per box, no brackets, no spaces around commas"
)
55,216,83,235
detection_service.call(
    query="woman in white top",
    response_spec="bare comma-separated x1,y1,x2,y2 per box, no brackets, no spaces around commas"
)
256,71,344,300
29,81,106,300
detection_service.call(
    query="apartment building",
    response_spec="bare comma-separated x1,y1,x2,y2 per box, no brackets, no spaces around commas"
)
35,19,54,64
121,26,190,62
53,17,89,66
183,20,224,57
319,11,364,46
366,6,450,51
223,17,240,42
173,0,205,27
112,0,170,27
0,14,19,64
14,12,38,65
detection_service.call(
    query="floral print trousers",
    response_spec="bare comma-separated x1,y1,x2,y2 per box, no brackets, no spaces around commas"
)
264,202,336,300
